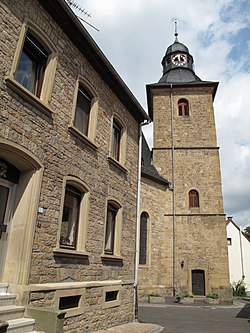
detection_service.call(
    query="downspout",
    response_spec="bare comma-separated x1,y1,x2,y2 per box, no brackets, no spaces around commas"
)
239,227,245,280
170,84,176,296
134,120,151,320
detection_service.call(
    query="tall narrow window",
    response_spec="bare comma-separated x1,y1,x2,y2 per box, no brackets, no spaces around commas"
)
139,212,148,265
74,85,92,136
189,190,199,208
60,185,82,249
178,99,189,116
15,32,48,97
104,204,118,255
111,120,121,161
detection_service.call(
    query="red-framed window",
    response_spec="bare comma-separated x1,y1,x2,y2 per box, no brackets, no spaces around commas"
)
189,190,199,208
178,99,189,116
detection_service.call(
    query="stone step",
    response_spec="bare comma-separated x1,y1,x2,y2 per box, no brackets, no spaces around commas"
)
0,294,17,306
194,296,206,303
0,283,9,293
7,318,35,333
0,305,25,321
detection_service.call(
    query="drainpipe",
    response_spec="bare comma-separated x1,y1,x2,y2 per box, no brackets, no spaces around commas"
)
170,84,176,296
239,226,245,280
134,120,150,320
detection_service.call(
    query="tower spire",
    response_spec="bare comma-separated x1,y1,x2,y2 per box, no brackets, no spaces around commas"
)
174,19,178,42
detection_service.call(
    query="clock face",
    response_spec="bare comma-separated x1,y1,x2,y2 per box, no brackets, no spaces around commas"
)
172,54,187,66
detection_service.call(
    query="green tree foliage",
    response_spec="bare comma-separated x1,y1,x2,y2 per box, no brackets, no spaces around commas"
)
243,226,250,241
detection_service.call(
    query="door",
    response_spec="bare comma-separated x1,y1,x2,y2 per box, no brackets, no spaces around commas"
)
192,269,205,295
0,179,16,279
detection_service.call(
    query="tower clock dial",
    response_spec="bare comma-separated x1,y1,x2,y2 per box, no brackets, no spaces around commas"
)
172,54,187,66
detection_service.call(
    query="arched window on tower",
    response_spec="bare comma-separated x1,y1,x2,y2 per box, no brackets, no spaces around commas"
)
139,212,149,265
178,99,189,116
189,190,199,208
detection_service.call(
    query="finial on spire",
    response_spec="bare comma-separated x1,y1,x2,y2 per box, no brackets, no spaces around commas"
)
174,19,178,42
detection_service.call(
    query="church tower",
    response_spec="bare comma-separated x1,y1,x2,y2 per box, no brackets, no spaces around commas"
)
139,28,232,302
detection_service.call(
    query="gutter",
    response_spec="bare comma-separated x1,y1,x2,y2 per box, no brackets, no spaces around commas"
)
134,120,151,320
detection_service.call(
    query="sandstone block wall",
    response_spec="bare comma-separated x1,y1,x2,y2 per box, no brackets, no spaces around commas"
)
0,0,141,330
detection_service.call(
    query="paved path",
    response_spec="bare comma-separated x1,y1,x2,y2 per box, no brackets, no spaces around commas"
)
93,322,163,333
138,300,250,333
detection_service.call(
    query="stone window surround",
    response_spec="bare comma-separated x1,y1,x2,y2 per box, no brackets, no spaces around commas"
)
54,287,85,318
102,285,122,309
102,197,123,261
68,76,98,150
108,113,127,172
5,18,58,117
53,176,90,258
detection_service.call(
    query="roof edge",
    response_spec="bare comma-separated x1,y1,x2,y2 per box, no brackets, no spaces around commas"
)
39,0,149,122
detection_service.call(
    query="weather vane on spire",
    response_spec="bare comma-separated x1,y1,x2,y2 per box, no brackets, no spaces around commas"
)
174,19,178,41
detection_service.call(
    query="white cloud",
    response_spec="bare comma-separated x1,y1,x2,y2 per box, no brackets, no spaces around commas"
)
75,0,250,228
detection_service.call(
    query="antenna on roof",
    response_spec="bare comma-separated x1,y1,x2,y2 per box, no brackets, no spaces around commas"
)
65,0,99,31
65,0,91,17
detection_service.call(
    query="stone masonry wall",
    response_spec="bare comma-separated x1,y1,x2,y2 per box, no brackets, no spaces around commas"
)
138,84,231,301
0,0,141,329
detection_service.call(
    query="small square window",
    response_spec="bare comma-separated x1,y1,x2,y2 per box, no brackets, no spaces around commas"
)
227,238,232,246
59,295,81,310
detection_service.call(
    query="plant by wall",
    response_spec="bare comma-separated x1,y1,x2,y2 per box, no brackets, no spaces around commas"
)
232,280,247,297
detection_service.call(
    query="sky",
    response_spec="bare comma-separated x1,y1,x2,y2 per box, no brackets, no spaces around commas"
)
70,0,250,229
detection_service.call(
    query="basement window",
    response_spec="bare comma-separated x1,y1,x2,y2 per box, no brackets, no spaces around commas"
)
102,286,121,309
105,290,118,302
59,295,80,310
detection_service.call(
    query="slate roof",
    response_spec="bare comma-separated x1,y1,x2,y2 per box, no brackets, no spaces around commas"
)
158,68,202,84
141,134,169,186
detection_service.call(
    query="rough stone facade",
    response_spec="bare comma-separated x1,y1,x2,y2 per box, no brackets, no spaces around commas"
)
138,56,232,301
0,0,147,331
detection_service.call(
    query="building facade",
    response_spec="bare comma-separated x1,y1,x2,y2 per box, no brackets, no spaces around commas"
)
139,33,232,302
226,217,250,295
0,0,148,332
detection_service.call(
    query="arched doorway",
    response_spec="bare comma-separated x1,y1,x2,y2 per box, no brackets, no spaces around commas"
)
192,269,205,295
0,140,43,285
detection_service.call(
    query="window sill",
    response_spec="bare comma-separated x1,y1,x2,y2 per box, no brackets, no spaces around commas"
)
101,254,123,262
68,125,98,150
108,156,127,174
53,248,89,259
5,77,53,117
